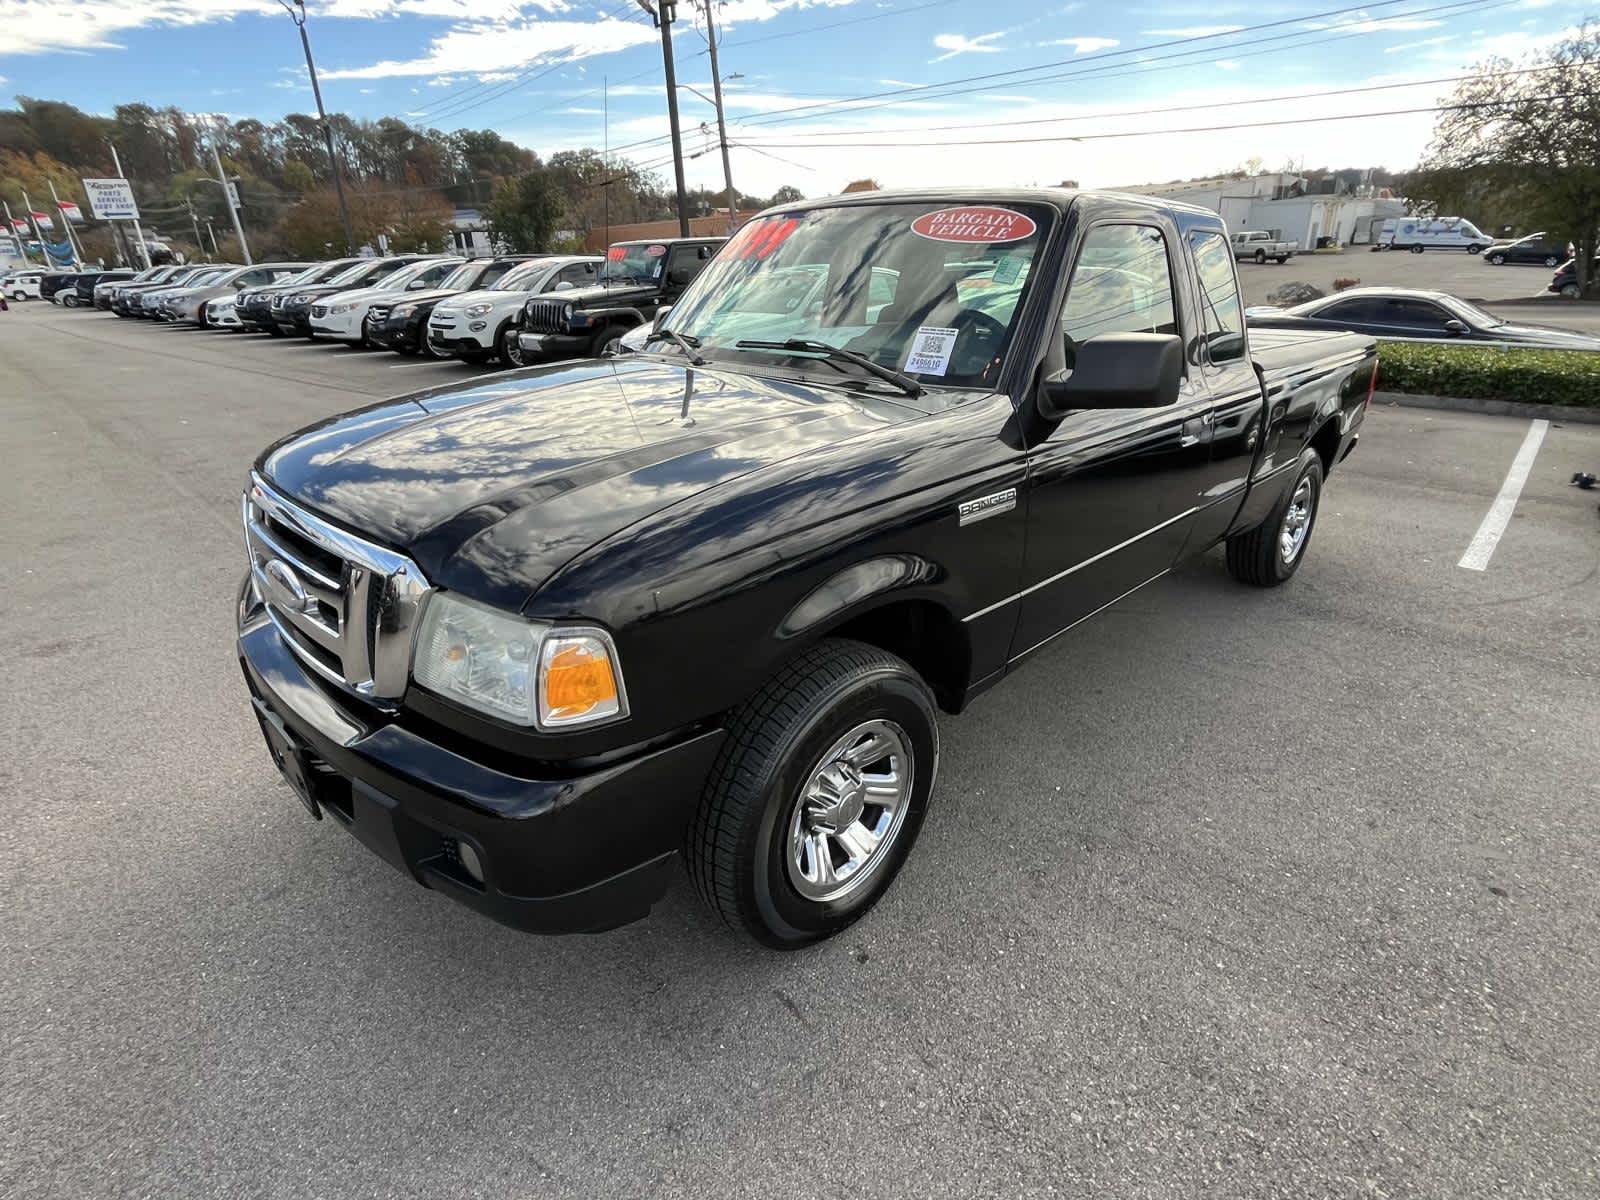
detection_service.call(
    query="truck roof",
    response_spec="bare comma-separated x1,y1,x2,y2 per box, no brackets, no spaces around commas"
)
766,186,1226,228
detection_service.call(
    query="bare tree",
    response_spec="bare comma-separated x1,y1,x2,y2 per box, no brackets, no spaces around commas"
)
1413,22,1600,295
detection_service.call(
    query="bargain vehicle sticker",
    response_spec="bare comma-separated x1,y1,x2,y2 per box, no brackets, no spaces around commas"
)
911,206,1036,244
726,215,801,260
606,246,627,260
645,243,668,256
904,325,958,376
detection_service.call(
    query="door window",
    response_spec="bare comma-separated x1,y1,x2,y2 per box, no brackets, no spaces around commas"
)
1188,231,1245,362
1317,299,1383,322
476,261,517,288
1060,225,1178,367
1380,299,1450,331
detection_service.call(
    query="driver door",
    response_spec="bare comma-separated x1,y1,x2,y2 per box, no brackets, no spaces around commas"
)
1011,220,1215,658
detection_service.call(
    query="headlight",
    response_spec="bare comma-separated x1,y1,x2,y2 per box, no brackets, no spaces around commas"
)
464,302,493,317
412,593,626,729
330,301,359,315
562,303,575,321
390,304,416,318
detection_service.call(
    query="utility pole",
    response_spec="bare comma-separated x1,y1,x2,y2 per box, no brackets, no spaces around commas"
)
3,200,33,265
47,179,87,265
699,0,737,233
281,0,356,254
211,142,252,264
107,141,153,269
638,0,692,236
187,199,207,259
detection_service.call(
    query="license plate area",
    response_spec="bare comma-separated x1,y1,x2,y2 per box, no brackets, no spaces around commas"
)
254,700,325,820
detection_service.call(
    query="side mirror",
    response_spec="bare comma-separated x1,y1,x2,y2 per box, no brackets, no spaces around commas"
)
233,280,248,290
1039,333,1183,417
407,278,428,290
552,281,575,291
1443,319,1468,335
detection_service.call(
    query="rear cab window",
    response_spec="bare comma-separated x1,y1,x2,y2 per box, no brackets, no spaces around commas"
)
1187,230,1246,363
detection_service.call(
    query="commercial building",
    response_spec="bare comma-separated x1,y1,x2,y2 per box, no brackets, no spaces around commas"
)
1116,172,1407,248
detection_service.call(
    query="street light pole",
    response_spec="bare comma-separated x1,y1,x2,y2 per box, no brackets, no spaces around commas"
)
699,0,737,233
638,0,692,237
281,0,357,255
211,142,252,264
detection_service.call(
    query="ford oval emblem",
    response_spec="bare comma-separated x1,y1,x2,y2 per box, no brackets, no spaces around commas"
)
264,559,310,612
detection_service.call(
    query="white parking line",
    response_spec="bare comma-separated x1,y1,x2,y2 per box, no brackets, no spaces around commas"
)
1458,418,1549,572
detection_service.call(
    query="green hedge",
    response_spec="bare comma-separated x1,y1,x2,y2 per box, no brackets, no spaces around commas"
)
1377,342,1600,408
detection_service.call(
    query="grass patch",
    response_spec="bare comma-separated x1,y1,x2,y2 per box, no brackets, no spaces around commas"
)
1378,342,1600,408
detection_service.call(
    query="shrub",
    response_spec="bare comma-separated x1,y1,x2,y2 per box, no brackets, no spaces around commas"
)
1377,342,1600,408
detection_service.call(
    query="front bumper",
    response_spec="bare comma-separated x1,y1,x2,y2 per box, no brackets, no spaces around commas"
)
210,305,243,328
516,329,591,360
367,317,420,352
237,579,724,935
426,324,491,357
275,309,314,335
309,308,364,340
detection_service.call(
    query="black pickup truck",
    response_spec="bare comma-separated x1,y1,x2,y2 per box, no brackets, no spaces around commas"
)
237,189,1376,948
514,236,724,361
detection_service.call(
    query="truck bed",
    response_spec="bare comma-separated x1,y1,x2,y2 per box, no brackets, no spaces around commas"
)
1248,325,1374,378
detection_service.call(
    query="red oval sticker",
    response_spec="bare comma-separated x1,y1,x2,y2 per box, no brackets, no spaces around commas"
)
645,243,668,257
911,206,1036,244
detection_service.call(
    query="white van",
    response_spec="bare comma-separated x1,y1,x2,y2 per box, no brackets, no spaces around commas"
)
1378,217,1491,254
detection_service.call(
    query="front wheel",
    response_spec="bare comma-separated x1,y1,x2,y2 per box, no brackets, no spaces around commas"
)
688,639,939,948
1410,244,1424,254
62,294,79,308
1467,244,1482,255
1544,255,1560,268
1488,253,1506,265
1225,448,1324,587
1561,283,1581,299
1254,249,1267,264
496,324,527,368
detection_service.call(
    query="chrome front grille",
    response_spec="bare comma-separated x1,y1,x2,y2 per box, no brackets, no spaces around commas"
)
368,305,390,322
523,299,565,333
242,475,430,700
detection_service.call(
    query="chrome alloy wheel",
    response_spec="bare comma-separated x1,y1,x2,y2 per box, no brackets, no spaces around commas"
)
1279,475,1315,564
786,719,913,903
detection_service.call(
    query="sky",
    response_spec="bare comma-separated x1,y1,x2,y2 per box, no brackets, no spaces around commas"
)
0,0,1589,197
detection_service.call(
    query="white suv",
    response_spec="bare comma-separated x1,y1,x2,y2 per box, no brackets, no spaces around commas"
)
308,257,464,344
427,256,604,365
4,269,45,300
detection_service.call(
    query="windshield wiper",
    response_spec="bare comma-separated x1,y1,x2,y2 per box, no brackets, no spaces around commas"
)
733,338,924,399
643,327,707,365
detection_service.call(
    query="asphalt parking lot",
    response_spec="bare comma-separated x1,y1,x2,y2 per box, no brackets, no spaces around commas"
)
4,303,1599,1199
1235,245,1567,307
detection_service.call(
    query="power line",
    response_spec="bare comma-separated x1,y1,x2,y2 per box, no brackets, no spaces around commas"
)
601,0,1511,157
738,91,1593,150
736,61,1562,146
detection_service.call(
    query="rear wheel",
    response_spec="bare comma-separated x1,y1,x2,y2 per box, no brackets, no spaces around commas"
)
62,293,79,308
1410,244,1424,254
688,639,939,948
1561,283,1581,299
1544,255,1560,268
1254,249,1267,264
1225,448,1324,588
1467,244,1482,255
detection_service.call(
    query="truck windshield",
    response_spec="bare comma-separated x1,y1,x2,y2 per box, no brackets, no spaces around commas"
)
600,243,665,284
663,202,1050,393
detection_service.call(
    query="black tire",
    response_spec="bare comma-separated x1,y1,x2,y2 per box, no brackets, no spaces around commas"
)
1225,448,1324,588
1488,253,1506,265
1561,283,1580,299
1410,244,1424,254
458,348,488,365
688,638,940,949
266,324,285,337
62,294,79,308
496,323,527,368
1276,255,1289,264
1467,244,1482,255
1544,255,1559,268
1254,249,1267,264
600,335,623,357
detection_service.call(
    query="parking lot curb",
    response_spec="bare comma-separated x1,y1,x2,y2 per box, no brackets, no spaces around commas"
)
1376,390,1600,425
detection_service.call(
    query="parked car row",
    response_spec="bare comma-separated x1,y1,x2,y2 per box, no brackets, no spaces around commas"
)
2,266,139,305
53,237,731,371
1245,285,1600,348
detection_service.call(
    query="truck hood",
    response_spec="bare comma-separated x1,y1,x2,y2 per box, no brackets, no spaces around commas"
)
550,281,658,308
259,358,918,609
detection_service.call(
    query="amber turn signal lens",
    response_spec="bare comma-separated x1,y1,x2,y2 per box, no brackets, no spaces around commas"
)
539,634,623,726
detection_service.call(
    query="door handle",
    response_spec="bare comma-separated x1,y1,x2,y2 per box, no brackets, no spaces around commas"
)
1179,416,1207,448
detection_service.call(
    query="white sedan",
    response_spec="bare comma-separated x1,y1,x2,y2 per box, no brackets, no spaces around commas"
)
308,257,463,344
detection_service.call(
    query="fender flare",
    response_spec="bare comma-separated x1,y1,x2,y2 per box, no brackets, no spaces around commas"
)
777,555,944,638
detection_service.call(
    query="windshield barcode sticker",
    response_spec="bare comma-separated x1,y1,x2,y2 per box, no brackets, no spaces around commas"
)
905,326,958,376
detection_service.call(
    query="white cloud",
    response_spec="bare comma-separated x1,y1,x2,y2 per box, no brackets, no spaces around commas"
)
1050,36,1118,53
930,31,1005,63
1318,17,1444,33
1141,25,1244,37
320,17,656,80
1214,59,1239,69
1384,34,1454,52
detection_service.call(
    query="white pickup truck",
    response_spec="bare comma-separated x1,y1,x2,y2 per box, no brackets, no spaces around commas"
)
1232,230,1297,264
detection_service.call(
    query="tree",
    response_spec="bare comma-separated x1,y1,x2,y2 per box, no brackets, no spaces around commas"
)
842,178,880,193
770,185,805,206
485,170,566,252
381,174,454,252
1412,22,1600,295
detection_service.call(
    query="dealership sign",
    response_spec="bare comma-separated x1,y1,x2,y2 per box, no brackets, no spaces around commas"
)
82,177,140,220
